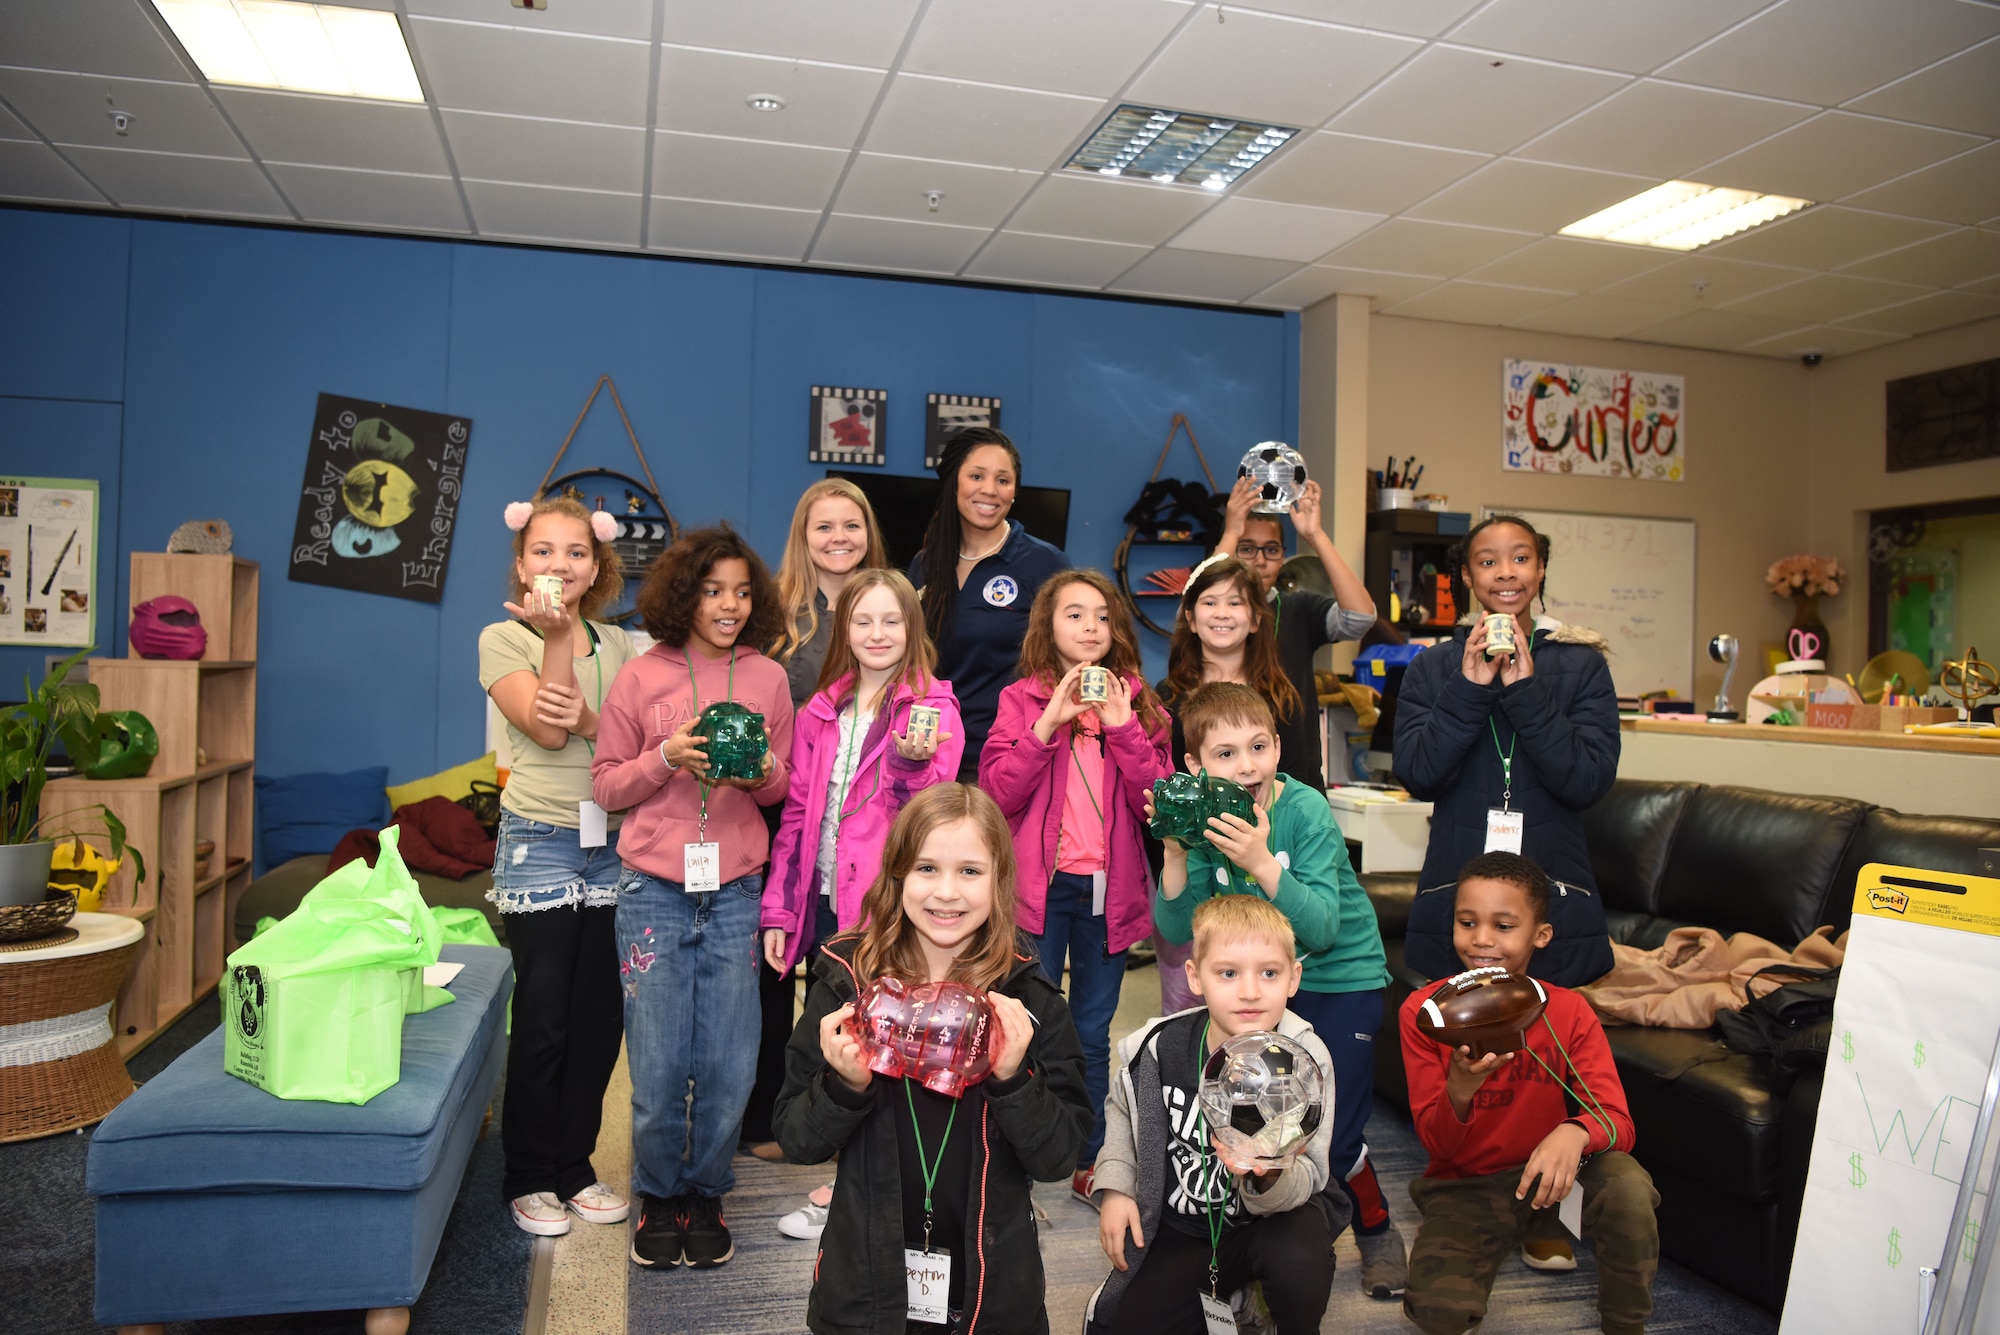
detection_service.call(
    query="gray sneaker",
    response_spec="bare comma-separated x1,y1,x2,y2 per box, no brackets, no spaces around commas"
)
1355,1224,1409,1300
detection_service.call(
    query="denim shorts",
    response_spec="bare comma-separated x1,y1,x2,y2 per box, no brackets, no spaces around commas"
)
489,810,624,915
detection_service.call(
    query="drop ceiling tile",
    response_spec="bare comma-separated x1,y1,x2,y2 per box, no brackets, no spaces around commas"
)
1696,112,1985,203
214,90,450,175
0,139,105,204
1241,0,1485,38
1599,254,1807,305
461,180,641,246
648,197,820,261
1109,248,1303,302
1408,159,1653,234
903,0,1191,98
1969,275,2000,299
1845,143,2000,228
443,110,645,193
813,213,990,274
1838,288,2000,336
60,146,289,216
1658,0,2000,106
964,231,1152,288
407,0,655,40
1321,218,1534,276
1722,272,1934,323
1449,0,1769,74
1708,206,1953,269
1170,196,1382,262
652,132,847,211
266,163,467,233
659,48,886,149
1127,9,1421,129
864,76,1101,170
1327,46,1625,155
1625,307,1807,352
1504,294,1689,339
1848,36,2000,138
1009,173,1216,245
0,104,32,140
1841,227,2000,288
1383,280,1565,325
1739,324,1907,358
834,154,1037,229
1248,264,1436,309
0,0,191,81
1518,81,1812,180
0,69,243,157
659,0,923,69
1465,237,1677,292
1238,132,1487,213
412,19,652,125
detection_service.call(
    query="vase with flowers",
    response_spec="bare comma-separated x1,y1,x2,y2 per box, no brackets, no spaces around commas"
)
1765,554,1845,664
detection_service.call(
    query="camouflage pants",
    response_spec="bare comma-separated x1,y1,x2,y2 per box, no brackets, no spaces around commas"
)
1403,1151,1659,1335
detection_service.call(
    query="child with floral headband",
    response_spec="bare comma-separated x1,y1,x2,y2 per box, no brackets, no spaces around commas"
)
481,495,636,1238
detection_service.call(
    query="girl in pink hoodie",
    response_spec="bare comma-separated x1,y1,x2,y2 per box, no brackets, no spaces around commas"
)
761,568,963,977
977,568,1172,1200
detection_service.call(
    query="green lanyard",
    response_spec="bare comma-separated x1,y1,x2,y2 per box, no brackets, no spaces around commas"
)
1195,1017,1226,1298
683,647,737,840
1488,718,1516,811
827,693,886,845
904,1077,959,1253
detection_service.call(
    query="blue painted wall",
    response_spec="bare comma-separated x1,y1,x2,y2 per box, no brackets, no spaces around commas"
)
0,206,1299,787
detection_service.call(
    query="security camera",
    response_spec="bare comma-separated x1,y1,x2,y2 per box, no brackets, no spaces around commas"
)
1801,352,1823,367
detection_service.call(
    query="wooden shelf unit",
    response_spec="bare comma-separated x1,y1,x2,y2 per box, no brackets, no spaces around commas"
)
40,553,259,1057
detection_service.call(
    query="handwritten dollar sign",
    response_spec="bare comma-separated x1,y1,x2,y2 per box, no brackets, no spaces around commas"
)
1914,1042,1927,1069
1841,1029,1855,1063
1888,1228,1902,1267
1849,1152,1867,1187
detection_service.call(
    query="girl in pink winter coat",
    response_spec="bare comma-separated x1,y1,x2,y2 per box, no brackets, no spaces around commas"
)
761,569,963,976
977,569,1172,1199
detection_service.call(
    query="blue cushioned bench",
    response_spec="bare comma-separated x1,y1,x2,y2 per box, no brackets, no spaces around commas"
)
88,944,514,1334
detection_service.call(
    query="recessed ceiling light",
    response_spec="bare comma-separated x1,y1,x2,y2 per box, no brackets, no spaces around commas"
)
153,0,424,102
745,93,786,112
1560,181,1813,251
1065,104,1297,191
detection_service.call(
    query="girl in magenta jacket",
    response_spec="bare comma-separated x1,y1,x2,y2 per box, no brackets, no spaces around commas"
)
977,568,1172,1195
760,569,963,976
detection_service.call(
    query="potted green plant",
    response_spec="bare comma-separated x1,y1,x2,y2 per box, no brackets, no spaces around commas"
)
1,649,147,907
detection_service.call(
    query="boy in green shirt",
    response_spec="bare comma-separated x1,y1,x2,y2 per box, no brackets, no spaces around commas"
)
1151,682,1406,1299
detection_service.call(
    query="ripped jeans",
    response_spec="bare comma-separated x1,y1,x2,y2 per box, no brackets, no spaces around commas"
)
616,868,764,1201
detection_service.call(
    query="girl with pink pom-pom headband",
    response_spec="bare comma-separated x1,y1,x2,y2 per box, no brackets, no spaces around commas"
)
504,495,626,624
507,498,618,543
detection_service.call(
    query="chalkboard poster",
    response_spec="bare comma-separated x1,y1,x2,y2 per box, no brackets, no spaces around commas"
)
288,393,472,603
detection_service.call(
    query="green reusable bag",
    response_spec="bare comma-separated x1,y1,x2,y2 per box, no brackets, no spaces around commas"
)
222,828,449,1103
432,907,501,948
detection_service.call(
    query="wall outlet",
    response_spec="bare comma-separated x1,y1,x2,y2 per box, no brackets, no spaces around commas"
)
46,654,86,683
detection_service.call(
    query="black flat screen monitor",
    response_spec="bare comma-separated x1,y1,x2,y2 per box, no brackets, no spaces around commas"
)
827,470,1071,570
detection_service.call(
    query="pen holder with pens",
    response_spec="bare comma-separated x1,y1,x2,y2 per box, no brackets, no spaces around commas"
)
1149,769,1256,844
697,702,768,781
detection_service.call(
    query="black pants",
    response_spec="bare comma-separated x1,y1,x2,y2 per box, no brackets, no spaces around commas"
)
1108,1206,1333,1335
741,955,796,1144
500,902,623,1202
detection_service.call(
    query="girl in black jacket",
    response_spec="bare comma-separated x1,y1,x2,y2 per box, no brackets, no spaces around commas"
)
775,783,1091,1335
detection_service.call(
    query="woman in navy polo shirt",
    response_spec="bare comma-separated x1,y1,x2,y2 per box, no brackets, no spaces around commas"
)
911,427,1069,782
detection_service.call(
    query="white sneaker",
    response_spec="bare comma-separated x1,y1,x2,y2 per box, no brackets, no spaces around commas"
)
511,1192,573,1237
567,1182,630,1225
778,1200,827,1240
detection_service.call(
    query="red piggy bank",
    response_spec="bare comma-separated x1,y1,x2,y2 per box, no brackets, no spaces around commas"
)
854,977,996,1097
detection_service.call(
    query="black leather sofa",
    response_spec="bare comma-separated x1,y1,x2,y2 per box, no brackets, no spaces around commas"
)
1362,779,2000,1310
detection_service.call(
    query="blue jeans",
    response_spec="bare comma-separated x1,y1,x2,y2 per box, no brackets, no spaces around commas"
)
616,869,764,1201
1032,870,1126,1167
1287,987,1386,1235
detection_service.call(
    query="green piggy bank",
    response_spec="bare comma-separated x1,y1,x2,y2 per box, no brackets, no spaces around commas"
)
1148,769,1256,844
698,702,769,781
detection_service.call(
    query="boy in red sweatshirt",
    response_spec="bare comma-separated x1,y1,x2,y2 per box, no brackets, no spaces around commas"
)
1398,852,1658,1335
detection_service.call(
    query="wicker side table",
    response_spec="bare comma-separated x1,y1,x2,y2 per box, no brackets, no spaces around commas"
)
0,912,144,1142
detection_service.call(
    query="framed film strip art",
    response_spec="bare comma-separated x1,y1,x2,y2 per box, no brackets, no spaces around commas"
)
809,386,888,467
925,394,1002,468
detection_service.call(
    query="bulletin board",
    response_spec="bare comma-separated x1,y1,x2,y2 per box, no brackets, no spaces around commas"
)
0,476,98,647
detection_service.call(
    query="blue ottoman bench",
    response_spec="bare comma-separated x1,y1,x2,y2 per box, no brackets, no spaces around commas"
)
87,944,514,1334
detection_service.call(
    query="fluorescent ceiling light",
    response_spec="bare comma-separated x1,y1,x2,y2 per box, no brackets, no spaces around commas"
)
154,0,425,102
1561,180,1812,251
1065,104,1297,191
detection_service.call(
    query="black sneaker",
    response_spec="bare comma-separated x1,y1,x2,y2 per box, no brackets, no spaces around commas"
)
630,1193,686,1268
683,1193,734,1268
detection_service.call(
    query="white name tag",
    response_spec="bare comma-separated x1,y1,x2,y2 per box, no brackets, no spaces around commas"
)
1484,808,1525,854
1559,1178,1583,1238
905,1247,951,1324
578,800,608,848
1091,869,1107,916
684,841,720,893
1199,1291,1235,1335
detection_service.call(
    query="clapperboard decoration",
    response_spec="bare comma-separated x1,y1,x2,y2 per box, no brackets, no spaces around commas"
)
809,386,888,467
925,394,1002,469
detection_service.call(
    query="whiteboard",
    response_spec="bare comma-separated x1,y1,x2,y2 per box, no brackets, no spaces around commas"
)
1483,507,1695,699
